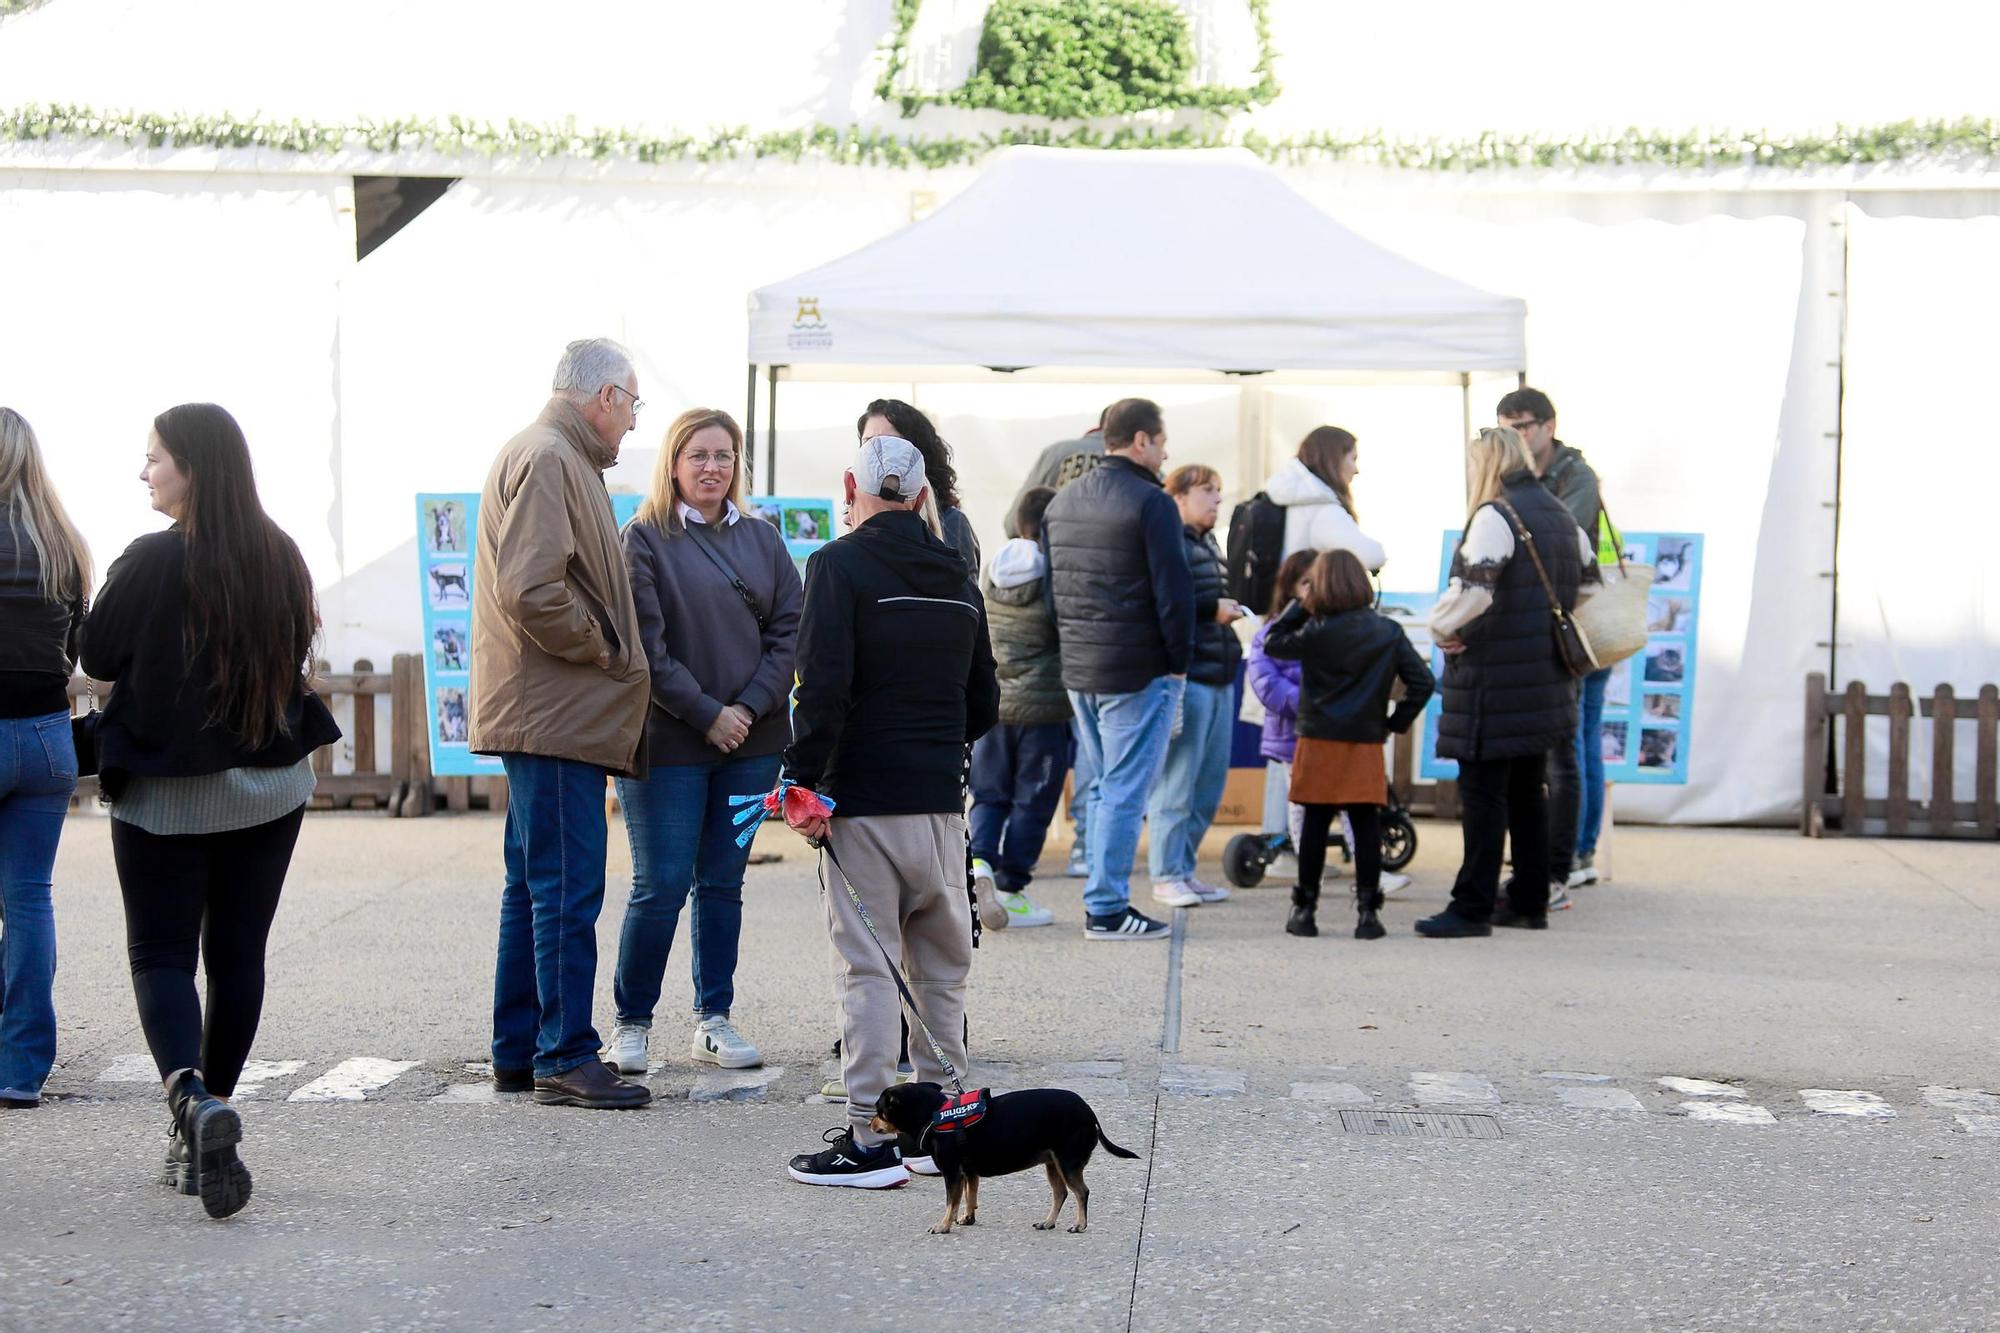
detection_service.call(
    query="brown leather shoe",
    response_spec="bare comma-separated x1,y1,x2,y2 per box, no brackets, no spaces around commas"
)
533,1060,652,1109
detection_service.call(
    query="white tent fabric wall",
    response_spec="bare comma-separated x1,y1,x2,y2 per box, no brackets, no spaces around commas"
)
1840,208,2000,804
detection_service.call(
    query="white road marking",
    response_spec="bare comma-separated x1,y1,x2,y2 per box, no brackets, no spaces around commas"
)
1409,1071,1498,1104
1558,1085,1645,1112
1160,1065,1247,1097
690,1065,784,1103
1290,1081,1370,1104
288,1058,418,1102
1956,1115,2000,1137
1920,1086,2000,1114
97,1054,159,1083
1539,1071,1616,1083
232,1060,306,1101
1682,1101,1776,1124
1799,1089,1895,1119
1659,1077,1747,1098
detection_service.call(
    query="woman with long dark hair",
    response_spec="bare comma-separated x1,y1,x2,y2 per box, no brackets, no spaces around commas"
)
1263,425,1387,572
82,403,339,1218
856,399,980,573
0,408,91,1109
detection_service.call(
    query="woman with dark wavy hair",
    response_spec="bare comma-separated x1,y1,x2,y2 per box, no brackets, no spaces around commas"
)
82,403,340,1219
856,399,980,573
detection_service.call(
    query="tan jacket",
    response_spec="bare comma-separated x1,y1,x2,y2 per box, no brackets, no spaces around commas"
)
469,398,649,776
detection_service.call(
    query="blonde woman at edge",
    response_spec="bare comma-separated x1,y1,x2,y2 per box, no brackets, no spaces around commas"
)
0,408,92,1109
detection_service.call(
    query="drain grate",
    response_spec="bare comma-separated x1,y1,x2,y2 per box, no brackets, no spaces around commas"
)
1338,1110,1503,1140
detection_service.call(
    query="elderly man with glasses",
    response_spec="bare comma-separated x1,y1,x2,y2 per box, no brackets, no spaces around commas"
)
470,336,654,1109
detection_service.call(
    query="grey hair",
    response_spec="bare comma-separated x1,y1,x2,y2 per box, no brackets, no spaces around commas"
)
551,338,635,401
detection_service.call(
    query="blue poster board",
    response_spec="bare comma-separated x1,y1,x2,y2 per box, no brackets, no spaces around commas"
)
1418,531,1703,785
415,491,831,777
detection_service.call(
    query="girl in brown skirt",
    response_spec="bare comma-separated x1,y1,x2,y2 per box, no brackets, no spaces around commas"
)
1262,549,1434,939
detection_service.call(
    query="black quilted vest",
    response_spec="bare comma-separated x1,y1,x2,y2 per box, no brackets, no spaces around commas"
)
1435,472,1581,762
1044,456,1176,693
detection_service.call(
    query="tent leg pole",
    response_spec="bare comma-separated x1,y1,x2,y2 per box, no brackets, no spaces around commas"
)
1460,373,1472,443
765,365,781,496
743,363,758,494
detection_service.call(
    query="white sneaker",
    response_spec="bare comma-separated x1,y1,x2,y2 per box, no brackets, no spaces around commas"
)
1188,876,1231,903
1065,846,1089,877
1150,880,1202,908
603,1022,650,1075
1547,883,1574,912
692,1016,763,1069
1567,855,1599,889
1379,871,1413,898
999,890,1054,928
971,858,1009,931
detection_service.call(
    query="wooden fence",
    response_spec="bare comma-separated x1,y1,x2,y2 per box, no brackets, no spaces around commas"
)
68,653,502,816
1803,672,2000,838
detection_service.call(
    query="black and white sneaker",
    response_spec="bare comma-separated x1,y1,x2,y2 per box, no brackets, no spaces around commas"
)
1083,906,1172,941
787,1127,910,1189
897,1132,941,1176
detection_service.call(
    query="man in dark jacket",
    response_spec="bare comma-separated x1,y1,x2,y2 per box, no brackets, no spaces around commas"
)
1497,387,1608,903
1041,398,1193,942
783,435,999,1190
967,486,1067,932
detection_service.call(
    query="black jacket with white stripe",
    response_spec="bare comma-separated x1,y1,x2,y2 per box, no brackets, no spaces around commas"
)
785,508,999,816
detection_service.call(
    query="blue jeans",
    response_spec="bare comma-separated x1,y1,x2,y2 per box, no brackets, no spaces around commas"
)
1069,677,1182,918
969,722,1071,893
493,754,612,1079
612,751,779,1024
1068,716,1098,846
1575,668,1611,857
1147,680,1233,882
0,713,74,1101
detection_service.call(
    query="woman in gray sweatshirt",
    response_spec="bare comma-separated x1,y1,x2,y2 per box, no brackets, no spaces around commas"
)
601,408,801,1078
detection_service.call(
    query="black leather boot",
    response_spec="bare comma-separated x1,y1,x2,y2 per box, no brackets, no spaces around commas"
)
1354,889,1387,940
160,1121,198,1195
1286,885,1319,937
166,1068,250,1219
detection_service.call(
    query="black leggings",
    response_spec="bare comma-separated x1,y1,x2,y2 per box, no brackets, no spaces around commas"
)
1297,803,1381,897
110,806,304,1097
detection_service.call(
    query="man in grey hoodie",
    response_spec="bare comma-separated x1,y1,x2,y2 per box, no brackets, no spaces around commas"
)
967,487,1068,930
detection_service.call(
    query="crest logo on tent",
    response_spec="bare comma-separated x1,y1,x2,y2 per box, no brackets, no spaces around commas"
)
788,295,832,350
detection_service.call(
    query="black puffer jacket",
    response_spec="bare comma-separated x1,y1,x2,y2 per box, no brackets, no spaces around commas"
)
1042,455,1194,694
1434,472,1582,762
1263,602,1433,744
1182,525,1241,687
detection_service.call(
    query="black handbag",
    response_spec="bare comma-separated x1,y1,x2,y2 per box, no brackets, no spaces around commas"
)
72,678,101,777
1493,499,1600,679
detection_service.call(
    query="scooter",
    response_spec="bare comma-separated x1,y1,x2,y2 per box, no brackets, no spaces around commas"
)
1221,784,1418,888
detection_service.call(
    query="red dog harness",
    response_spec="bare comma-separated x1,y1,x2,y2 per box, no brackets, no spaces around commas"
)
929,1088,990,1136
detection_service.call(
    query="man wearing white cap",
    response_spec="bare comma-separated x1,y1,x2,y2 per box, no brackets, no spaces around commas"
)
783,435,1000,1190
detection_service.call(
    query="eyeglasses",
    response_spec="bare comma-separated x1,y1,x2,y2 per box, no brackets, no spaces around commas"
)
608,384,644,416
682,451,736,470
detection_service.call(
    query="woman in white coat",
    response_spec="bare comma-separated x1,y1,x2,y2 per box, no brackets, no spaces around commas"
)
1264,426,1386,572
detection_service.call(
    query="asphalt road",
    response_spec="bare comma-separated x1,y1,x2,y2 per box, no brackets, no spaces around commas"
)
1,811,1996,1331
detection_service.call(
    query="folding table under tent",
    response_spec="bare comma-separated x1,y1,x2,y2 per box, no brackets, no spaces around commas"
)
743,145,1527,492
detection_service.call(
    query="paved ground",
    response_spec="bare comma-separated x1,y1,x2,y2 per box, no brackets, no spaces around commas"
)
2,810,1997,1331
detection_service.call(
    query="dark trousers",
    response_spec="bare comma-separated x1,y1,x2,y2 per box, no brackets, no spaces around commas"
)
968,721,1070,893
1297,803,1380,898
1545,680,1583,885
1450,754,1550,921
110,805,305,1096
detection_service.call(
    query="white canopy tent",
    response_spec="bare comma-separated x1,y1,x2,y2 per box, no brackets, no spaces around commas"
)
744,146,1525,490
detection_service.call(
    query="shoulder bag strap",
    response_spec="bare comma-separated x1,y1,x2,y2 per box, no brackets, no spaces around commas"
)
683,522,769,632
1491,498,1567,617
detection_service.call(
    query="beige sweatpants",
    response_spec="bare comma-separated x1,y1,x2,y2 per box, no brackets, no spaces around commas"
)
822,812,973,1146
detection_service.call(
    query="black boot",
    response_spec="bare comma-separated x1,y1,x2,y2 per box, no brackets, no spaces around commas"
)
1286,885,1319,937
166,1068,250,1219
160,1122,198,1196
1354,889,1386,940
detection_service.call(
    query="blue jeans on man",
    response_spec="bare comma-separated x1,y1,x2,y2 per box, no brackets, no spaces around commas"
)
1067,716,1098,850
1574,667,1611,859
0,713,74,1102
969,722,1071,893
493,753,613,1080
1069,676,1182,919
612,751,779,1025
1147,680,1233,883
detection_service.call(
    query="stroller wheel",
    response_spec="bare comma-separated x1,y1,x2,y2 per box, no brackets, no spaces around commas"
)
1222,833,1268,888
1380,810,1417,872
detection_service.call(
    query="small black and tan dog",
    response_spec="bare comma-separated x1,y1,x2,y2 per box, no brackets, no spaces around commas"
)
872,1082,1140,1235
